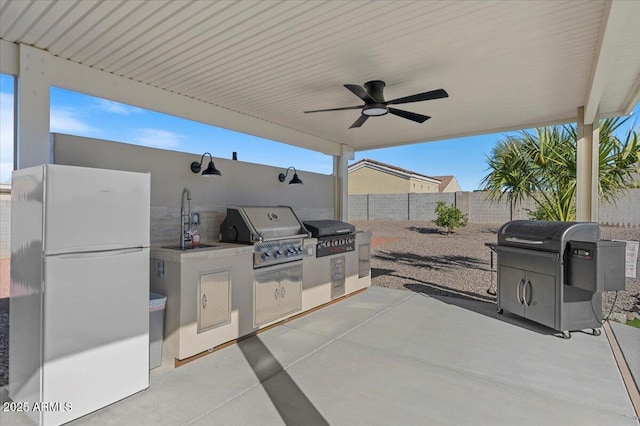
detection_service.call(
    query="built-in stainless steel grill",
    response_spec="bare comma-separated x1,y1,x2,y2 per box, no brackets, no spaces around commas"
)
494,220,625,338
303,220,356,258
220,206,309,268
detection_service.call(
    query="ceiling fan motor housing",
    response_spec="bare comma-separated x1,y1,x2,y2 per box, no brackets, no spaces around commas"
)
364,80,386,102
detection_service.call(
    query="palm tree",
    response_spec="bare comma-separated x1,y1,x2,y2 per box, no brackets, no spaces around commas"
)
480,117,639,221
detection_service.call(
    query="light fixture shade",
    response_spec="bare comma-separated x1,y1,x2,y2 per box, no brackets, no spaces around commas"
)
289,173,303,184
278,166,303,185
191,152,221,176
202,160,221,176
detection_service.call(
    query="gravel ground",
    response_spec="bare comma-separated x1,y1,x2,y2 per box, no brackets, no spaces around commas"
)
1,221,638,387
352,220,640,318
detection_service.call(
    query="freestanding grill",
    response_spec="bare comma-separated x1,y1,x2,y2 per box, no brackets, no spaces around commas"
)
220,206,309,268
494,220,625,338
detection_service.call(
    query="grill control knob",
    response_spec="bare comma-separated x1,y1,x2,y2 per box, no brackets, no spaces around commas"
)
262,252,271,260
275,250,283,258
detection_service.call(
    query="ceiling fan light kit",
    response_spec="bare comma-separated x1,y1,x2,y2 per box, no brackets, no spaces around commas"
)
304,80,448,129
362,104,388,116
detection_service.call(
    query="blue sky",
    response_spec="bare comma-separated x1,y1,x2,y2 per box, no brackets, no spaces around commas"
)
1,73,638,189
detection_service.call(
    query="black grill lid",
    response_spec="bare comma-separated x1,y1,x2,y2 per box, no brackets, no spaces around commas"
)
303,220,355,237
497,220,599,252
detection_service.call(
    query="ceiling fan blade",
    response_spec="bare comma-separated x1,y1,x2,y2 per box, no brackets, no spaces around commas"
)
344,84,376,103
388,107,431,123
304,105,363,113
387,88,449,105
349,115,369,129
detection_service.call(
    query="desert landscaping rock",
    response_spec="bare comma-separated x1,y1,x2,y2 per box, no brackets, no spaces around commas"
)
353,220,640,318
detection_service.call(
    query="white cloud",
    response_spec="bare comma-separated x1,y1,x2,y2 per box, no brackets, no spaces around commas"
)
50,107,96,134
94,98,144,115
131,128,183,149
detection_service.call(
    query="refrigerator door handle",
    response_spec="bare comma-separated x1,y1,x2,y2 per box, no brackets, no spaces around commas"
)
54,247,146,259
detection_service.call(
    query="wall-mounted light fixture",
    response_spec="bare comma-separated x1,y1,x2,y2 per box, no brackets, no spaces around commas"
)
278,167,303,184
191,152,221,176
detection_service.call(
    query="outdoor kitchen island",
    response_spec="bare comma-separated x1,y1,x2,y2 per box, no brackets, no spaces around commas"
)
150,225,371,367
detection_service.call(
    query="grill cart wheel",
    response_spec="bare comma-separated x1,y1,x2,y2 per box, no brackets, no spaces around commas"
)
497,308,504,314
592,328,601,336
561,331,572,339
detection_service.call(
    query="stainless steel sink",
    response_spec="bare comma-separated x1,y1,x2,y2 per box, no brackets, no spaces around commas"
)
162,243,219,251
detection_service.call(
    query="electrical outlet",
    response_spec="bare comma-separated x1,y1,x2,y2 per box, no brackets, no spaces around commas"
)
156,259,165,278
191,212,200,226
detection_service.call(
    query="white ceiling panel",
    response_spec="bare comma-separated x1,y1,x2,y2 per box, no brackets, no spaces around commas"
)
1,0,639,153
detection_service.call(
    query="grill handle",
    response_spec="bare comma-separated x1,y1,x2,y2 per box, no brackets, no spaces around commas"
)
516,279,524,305
505,237,544,245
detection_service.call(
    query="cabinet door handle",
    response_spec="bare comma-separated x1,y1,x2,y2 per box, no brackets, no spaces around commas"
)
281,287,285,298
202,294,207,309
524,280,531,306
516,279,524,304
274,288,279,300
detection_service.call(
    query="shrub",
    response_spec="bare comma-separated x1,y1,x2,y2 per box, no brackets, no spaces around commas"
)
434,201,468,234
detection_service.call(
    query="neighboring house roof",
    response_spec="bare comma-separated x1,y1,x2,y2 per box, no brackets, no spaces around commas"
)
348,158,441,185
431,175,456,192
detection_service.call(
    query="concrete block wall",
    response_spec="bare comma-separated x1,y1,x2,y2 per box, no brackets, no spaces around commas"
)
369,194,409,220
599,190,640,227
348,189,640,227
468,192,512,224
348,194,368,220
409,193,454,220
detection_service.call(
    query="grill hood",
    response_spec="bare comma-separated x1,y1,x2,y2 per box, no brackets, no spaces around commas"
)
220,206,309,243
497,220,600,252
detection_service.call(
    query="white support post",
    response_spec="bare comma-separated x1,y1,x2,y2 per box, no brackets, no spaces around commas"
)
15,44,51,169
576,106,599,222
334,145,354,221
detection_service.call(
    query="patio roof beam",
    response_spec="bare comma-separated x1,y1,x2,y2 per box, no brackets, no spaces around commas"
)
0,41,343,158
583,0,631,125
49,53,343,157
15,44,51,169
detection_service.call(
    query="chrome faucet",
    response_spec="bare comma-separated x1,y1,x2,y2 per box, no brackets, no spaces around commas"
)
180,188,192,249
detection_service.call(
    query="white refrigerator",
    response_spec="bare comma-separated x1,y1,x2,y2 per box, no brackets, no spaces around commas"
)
9,164,151,426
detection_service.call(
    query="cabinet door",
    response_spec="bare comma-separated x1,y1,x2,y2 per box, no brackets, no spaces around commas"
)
358,243,371,278
523,271,556,329
254,270,281,326
279,265,302,317
498,265,525,317
198,270,231,333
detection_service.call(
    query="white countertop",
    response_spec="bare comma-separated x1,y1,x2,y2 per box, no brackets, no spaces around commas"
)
151,241,254,263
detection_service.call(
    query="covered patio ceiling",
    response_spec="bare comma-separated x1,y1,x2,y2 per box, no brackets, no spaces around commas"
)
1,1,639,157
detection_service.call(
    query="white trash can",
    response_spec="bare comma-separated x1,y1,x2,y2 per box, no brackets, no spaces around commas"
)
149,293,167,369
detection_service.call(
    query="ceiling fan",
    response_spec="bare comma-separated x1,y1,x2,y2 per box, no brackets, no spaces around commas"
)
304,80,448,129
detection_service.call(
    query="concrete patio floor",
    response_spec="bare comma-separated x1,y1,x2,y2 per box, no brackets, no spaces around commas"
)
2,286,638,425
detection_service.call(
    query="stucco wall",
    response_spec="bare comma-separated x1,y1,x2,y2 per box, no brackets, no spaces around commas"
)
408,177,439,193
52,133,335,244
348,167,440,194
348,167,409,194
